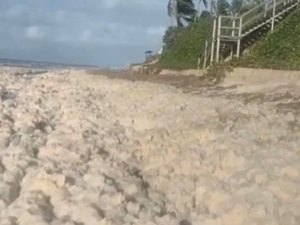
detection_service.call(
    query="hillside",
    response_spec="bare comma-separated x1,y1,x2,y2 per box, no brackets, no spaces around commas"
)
157,9,300,71
234,9,300,70
157,18,212,70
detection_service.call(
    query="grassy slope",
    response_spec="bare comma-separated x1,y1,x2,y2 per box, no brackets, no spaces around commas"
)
158,20,212,70
238,9,300,70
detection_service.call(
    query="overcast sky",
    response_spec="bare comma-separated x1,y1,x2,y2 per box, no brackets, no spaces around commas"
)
0,0,169,67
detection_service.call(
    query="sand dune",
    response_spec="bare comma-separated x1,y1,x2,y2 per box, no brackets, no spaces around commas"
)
0,67,299,225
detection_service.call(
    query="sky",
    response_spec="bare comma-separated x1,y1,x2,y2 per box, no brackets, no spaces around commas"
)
0,0,170,67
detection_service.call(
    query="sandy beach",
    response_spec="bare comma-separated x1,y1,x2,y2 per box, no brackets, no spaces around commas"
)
0,67,300,225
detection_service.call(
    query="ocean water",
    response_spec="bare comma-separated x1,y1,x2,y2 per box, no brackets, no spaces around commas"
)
0,58,98,70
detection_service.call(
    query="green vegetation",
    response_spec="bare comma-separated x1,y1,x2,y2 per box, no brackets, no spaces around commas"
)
157,17,212,70
158,0,251,70
202,61,233,83
159,0,300,71
237,9,300,70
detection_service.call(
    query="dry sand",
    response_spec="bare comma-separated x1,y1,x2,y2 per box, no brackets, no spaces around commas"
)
0,67,300,225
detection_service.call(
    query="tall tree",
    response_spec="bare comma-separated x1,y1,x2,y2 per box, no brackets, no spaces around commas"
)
216,0,231,15
193,0,209,21
168,0,198,27
214,0,249,16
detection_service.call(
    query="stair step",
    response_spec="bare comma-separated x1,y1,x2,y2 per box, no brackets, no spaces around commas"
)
214,0,298,62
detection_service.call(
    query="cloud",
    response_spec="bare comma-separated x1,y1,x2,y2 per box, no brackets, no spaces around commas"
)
99,0,167,10
5,4,24,18
79,29,92,42
0,0,169,66
25,26,44,40
101,0,122,9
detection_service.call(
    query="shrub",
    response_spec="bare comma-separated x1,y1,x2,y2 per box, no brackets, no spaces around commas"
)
158,18,213,70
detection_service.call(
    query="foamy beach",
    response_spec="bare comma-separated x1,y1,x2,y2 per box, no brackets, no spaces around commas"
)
0,67,300,225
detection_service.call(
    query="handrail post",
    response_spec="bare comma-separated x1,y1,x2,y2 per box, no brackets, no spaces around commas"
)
271,0,276,32
231,17,236,59
203,40,208,69
210,17,217,64
216,16,221,62
232,17,236,37
236,17,242,57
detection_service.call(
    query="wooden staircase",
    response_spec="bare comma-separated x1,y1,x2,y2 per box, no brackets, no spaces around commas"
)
200,0,299,68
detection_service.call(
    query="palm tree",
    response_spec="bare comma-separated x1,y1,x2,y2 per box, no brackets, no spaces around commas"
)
216,0,231,15
168,0,199,27
194,0,209,19
214,0,247,16
167,0,249,26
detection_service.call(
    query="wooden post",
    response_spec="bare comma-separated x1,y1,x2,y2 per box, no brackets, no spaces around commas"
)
236,17,242,57
271,0,276,32
203,40,208,69
216,16,221,62
231,17,236,58
210,17,217,64
232,18,236,37
197,58,200,70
